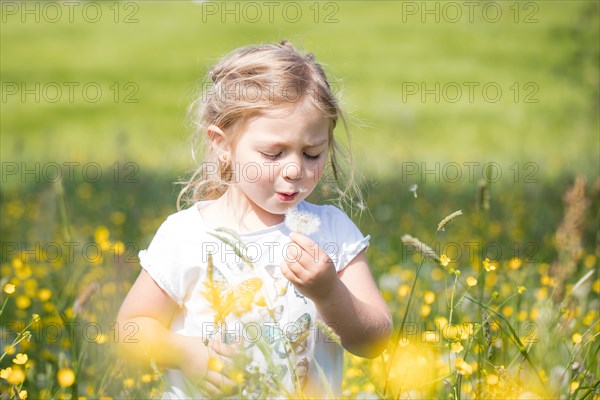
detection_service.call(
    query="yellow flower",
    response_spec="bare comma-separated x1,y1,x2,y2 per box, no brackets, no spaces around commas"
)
112,241,125,255
397,284,410,297
509,257,522,270
421,305,431,317
13,353,28,365
518,286,526,294
570,381,580,392
483,258,497,272
57,367,76,387
95,334,108,344
32,313,40,322
7,367,25,384
487,374,499,385
440,254,451,267
3,283,16,294
123,378,134,389
38,288,52,301
423,290,436,304
4,345,16,355
466,276,478,287
423,331,439,343
207,357,224,372
454,358,474,375
572,333,583,344
141,374,153,383
502,306,514,317
450,342,464,353
231,370,245,385
0,367,12,380
16,295,31,309
18,390,27,399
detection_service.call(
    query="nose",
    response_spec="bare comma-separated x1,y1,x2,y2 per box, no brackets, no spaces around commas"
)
282,157,303,181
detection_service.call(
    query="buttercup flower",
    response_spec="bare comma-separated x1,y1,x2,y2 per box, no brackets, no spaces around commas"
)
454,357,474,376
57,368,76,387
0,367,12,380
13,353,28,365
3,283,15,295
285,208,321,235
483,258,497,272
450,342,464,353
466,276,478,287
440,254,451,267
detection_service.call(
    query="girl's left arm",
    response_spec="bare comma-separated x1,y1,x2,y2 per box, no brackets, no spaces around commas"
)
318,250,393,358
281,233,393,358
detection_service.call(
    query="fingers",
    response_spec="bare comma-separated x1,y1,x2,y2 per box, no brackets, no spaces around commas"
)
210,338,239,358
288,232,331,266
202,370,238,397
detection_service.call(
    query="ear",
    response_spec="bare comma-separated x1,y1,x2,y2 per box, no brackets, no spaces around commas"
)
206,124,231,159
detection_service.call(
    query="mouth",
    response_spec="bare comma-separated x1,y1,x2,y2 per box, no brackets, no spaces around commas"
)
277,192,299,202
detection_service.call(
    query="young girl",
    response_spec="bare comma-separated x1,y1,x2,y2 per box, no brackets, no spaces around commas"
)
117,40,392,399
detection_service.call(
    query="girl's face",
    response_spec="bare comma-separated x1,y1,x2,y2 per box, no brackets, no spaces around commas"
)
228,102,330,221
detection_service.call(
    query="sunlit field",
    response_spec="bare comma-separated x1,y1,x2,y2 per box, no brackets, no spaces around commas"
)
1,1,598,399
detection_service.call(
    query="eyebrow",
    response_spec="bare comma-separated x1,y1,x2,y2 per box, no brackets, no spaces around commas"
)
258,139,329,148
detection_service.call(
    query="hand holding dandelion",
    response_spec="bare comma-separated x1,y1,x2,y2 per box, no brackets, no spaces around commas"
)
284,208,321,235
280,232,340,303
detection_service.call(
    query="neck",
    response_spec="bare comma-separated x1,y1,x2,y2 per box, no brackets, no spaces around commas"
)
210,187,284,232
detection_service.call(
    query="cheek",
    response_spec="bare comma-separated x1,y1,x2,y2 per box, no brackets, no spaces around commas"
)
308,159,327,179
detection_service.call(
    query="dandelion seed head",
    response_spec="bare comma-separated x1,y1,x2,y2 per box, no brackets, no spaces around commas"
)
284,208,321,235
409,184,418,198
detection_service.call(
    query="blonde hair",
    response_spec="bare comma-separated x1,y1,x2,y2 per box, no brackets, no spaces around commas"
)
178,40,362,212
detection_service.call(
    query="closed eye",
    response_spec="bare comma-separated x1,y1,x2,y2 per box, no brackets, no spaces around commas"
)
303,152,322,160
260,151,282,160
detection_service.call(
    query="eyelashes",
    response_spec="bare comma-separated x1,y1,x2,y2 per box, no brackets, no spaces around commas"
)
259,152,321,161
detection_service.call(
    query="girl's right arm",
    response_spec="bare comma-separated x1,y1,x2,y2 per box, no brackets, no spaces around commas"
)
116,270,237,395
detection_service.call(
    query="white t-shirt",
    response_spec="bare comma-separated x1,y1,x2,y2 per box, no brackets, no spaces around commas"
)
139,200,370,399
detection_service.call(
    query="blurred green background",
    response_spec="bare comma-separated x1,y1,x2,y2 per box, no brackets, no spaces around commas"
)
2,1,598,182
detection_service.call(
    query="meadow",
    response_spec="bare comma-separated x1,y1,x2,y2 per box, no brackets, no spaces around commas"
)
1,1,599,399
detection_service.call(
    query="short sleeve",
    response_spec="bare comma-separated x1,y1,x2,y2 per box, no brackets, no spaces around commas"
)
138,217,196,308
319,205,370,272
